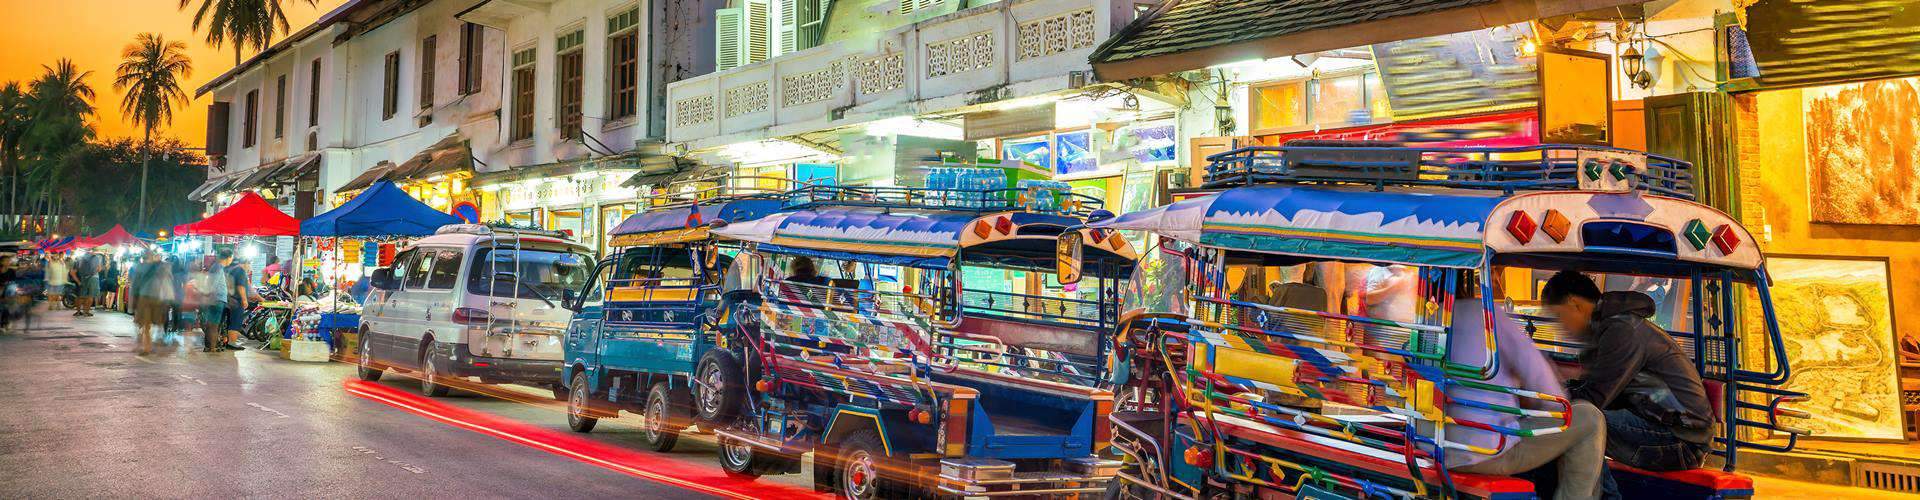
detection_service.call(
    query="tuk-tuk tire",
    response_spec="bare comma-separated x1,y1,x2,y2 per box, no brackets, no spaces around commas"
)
566,371,600,433
719,435,800,479
695,350,746,423
642,382,687,452
833,430,899,500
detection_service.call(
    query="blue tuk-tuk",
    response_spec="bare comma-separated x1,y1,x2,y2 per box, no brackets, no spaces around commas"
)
698,183,1137,498
1092,143,1807,499
559,189,785,451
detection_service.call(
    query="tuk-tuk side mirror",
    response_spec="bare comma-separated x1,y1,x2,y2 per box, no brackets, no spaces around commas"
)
1057,231,1084,286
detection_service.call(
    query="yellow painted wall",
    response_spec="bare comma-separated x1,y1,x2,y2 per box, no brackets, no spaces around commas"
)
1742,88,1920,363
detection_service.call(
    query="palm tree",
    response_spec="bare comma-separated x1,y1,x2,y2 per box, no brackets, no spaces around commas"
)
116,33,194,228
24,60,95,237
0,82,29,233
178,0,317,65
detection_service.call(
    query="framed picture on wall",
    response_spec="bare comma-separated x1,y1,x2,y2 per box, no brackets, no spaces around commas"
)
1765,255,1904,441
1054,131,1095,176
1001,136,1051,170
1537,47,1612,145
1804,76,1920,225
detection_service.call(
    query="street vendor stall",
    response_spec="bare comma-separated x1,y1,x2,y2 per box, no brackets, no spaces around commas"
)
297,180,460,357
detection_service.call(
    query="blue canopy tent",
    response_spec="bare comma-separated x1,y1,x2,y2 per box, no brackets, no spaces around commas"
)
300,180,460,237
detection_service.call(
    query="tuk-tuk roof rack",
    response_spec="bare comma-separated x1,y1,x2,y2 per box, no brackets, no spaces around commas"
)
637,175,804,210
781,184,1106,216
1202,141,1696,200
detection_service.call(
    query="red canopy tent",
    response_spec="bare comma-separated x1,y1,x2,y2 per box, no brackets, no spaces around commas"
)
67,224,144,249
174,192,300,236
89,224,143,246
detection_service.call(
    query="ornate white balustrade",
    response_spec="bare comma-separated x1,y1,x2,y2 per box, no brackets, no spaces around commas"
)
666,0,1128,149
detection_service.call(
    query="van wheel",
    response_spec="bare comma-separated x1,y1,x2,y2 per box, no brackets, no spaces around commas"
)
694,350,745,423
356,334,383,382
566,371,599,433
719,436,798,479
641,383,687,451
836,430,896,500
418,344,450,397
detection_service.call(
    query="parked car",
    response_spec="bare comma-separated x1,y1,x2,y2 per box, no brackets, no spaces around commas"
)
356,224,593,398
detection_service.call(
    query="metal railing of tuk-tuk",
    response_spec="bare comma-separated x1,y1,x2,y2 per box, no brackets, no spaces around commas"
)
637,174,804,209
600,274,708,330
746,272,957,410
1146,253,1577,498
1510,268,1810,471
1202,143,1695,200
781,184,1107,216
935,285,1121,387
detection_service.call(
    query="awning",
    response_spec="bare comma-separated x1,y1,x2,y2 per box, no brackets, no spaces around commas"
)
1089,0,1644,81
390,134,471,181
174,191,301,237
471,154,643,188
301,180,461,237
338,162,397,193
187,174,239,202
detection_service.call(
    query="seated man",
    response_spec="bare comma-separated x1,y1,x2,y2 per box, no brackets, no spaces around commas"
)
1445,277,1607,500
1542,271,1713,472
785,256,829,286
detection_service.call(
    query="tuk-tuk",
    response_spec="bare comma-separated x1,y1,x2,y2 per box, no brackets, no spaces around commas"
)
1091,143,1807,499
698,183,1137,498
559,186,785,452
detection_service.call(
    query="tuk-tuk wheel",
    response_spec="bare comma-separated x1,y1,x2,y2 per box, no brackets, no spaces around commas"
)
642,382,686,452
836,430,895,500
566,371,599,433
695,350,745,423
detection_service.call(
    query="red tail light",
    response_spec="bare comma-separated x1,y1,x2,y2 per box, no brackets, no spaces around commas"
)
452,307,491,325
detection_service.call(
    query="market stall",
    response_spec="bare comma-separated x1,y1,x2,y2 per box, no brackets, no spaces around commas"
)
174,191,304,354
297,180,460,357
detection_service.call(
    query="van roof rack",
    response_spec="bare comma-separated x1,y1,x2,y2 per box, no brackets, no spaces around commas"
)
1202,141,1695,200
781,183,1106,216
435,223,568,239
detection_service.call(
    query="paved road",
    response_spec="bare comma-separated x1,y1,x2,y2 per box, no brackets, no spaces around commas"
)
2,305,1910,499
0,306,810,499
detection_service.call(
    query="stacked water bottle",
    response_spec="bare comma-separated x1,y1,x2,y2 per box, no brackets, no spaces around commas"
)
926,168,1009,209
1016,179,1072,213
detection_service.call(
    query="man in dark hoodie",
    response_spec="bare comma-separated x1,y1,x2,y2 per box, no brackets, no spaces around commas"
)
1542,270,1713,472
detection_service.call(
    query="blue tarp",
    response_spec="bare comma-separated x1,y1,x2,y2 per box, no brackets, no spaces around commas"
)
610,198,785,236
300,180,460,237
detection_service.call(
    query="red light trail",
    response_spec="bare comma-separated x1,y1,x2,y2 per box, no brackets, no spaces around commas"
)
344,380,825,500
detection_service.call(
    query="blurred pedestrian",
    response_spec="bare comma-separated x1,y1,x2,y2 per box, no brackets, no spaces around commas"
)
219,248,250,351
72,251,100,317
0,257,17,331
44,254,68,311
190,256,228,352
167,255,188,333
130,252,174,356
101,255,122,312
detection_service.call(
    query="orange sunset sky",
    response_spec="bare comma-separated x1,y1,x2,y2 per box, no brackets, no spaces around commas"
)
0,0,347,147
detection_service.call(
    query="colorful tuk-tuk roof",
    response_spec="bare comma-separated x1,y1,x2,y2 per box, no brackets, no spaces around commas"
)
715,207,1134,268
1094,184,1761,270
608,198,785,246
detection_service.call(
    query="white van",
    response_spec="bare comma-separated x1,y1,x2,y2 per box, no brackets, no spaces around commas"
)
355,224,593,397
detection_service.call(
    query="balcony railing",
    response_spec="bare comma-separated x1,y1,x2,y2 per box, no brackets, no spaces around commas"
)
666,0,1127,147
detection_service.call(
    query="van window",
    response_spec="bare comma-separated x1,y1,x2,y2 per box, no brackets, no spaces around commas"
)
426,249,463,289
404,250,433,289
391,250,416,286
467,247,592,301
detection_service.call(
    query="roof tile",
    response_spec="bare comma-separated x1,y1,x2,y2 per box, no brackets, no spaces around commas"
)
1094,0,1496,65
